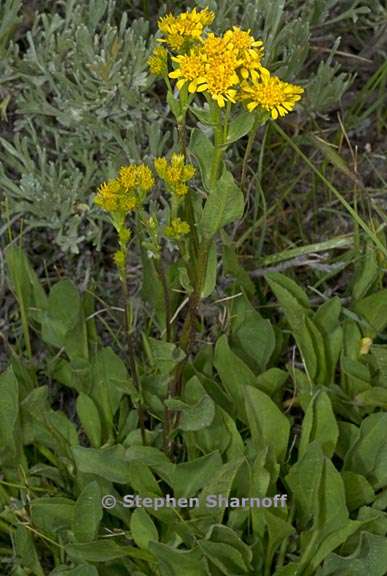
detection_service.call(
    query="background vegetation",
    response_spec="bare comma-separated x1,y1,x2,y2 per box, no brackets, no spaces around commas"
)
0,1,386,575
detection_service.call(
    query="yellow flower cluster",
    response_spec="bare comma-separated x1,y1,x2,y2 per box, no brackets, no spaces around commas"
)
95,164,154,214
158,7,215,51
153,9,304,115
241,68,304,119
154,153,195,196
147,46,168,76
165,217,190,239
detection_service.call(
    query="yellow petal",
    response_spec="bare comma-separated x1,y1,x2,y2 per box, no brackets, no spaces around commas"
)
169,70,181,79
188,81,197,93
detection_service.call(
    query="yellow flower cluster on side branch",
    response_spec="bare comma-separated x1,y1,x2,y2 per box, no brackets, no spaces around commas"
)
154,153,195,197
148,7,304,115
165,217,190,240
95,163,154,215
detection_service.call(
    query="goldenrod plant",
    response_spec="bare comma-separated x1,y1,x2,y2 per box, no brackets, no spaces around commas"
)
95,8,304,451
1,3,387,576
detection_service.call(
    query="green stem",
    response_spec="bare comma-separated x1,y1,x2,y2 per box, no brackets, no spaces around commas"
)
241,114,260,192
209,106,224,189
120,253,147,446
155,254,172,342
167,104,226,453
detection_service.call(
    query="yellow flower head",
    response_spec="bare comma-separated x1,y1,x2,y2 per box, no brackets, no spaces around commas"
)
95,164,154,215
148,46,168,76
168,32,242,107
119,164,155,193
136,164,155,192
154,153,195,196
169,50,207,93
94,179,131,213
165,217,191,239
158,8,215,51
241,69,304,119
223,26,264,79
200,34,241,107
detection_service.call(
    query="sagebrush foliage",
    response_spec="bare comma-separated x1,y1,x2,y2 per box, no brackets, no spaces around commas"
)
0,0,354,252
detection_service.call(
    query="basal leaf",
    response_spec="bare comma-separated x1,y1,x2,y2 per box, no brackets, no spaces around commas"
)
200,170,244,239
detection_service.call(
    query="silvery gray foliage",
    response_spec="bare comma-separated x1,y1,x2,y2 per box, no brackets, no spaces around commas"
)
0,0,170,253
0,0,371,252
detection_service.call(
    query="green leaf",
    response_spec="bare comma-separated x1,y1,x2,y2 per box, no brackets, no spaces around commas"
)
167,394,215,432
72,481,102,543
76,393,102,448
352,245,379,300
0,367,20,464
355,387,387,409
226,110,256,144
130,508,159,549
66,540,153,563
15,525,44,576
320,532,387,576
31,497,75,535
204,525,252,568
143,336,185,376
5,245,47,324
314,297,341,333
148,542,207,576
201,239,217,298
255,368,288,396
273,564,300,576
264,510,295,569
353,289,387,336
286,442,324,527
266,272,331,385
342,471,374,511
266,272,310,311
299,390,339,458
214,335,256,421
171,451,223,499
231,313,275,373
245,385,290,464
200,170,244,239
371,345,387,386
191,104,214,125
167,91,182,120
189,128,215,191
222,234,255,296
55,566,98,576
90,347,127,437
42,279,81,344
73,445,132,483
198,540,249,574
190,459,243,530
344,413,387,490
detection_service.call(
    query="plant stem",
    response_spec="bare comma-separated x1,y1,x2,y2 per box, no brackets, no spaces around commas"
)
167,104,226,452
241,114,260,192
120,267,146,446
17,284,32,360
155,255,172,342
